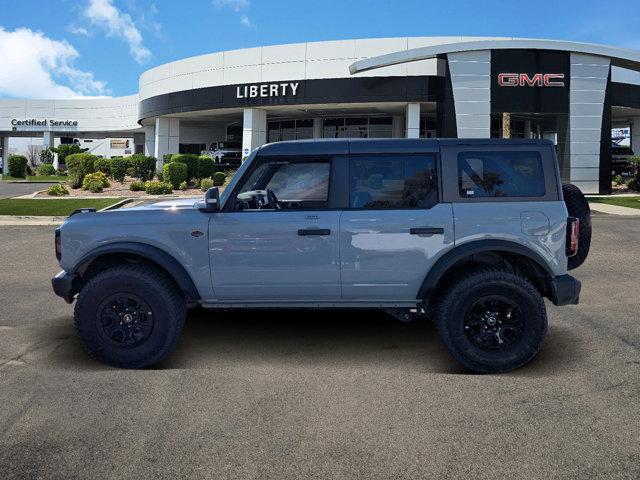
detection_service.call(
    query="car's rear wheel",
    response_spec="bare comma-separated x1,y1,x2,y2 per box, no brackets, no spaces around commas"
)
436,268,547,373
74,264,186,368
562,183,591,270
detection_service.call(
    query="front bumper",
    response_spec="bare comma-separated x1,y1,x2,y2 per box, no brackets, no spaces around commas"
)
52,270,80,303
550,274,581,306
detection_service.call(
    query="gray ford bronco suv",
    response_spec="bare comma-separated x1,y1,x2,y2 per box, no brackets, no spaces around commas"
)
52,138,591,373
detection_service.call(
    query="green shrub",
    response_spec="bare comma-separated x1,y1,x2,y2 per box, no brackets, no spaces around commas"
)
200,177,214,192
130,180,146,191
7,155,28,178
94,158,111,176
66,153,96,188
82,171,110,191
38,163,56,176
626,178,640,191
47,184,69,196
212,171,226,186
110,156,128,182
179,181,188,191
163,153,173,163
170,154,199,180
144,181,173,195
613,174,623,185
198,155,214,179
128,154,157,181
162,161,188,189
156,170,164,182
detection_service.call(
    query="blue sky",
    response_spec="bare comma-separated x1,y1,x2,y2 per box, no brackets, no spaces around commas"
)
1,0,639,98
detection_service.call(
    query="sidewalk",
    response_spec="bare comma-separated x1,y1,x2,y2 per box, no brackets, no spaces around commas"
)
0,215,66,226
588,202,640,216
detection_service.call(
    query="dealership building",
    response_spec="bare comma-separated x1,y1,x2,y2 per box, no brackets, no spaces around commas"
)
1,36,640,194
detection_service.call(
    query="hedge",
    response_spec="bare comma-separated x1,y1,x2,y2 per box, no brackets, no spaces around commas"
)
66,153,96,188
198,155,214,179
212,171,226,186
7,155,28,178
38,163,56,176
170,154,199,180
110,157,128,183
93,158,111,176
129,154,157,181
162,162,188,189
144,181,173,195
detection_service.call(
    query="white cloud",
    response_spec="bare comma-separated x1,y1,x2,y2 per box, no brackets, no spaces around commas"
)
67,25,91,36
83,0,151,63
212,0,250,12
213,0,253,27
0,27,108,99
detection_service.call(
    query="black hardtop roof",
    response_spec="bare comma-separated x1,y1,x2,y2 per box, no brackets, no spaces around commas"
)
258,138,554,156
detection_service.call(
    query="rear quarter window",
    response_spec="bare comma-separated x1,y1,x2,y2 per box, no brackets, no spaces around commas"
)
458,151,545,198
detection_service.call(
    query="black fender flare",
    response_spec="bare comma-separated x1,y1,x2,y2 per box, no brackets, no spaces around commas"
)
72,242,200,305
417,239,554,300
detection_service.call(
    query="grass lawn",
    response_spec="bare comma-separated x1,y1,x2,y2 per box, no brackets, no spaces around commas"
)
588,196,640,210
0,198,124,216
1,175,67,182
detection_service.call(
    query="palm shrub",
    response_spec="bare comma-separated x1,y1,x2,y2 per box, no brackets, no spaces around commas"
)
129,154,157,180
66,153,96,188
110,157,128,183
162,161,188,189
170,154,199,181
7,155,28,178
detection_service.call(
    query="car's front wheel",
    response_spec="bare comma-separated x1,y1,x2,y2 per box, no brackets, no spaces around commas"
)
436,268,547,373
74,264,186,368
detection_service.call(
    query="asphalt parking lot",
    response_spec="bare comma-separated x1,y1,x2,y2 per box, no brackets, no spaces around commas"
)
1,214,639,480
0,181,54,199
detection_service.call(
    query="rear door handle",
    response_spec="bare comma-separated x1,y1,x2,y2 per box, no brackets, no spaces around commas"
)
410,227,444,235
298,228,331,236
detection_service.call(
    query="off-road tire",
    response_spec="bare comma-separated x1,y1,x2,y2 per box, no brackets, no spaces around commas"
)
436,268,547,374
74,264,186,368
562,183,591,270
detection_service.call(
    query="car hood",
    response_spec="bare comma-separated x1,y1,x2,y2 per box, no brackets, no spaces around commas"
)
125,197,204,211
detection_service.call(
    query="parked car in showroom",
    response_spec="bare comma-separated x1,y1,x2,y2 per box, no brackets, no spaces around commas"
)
200,141,242,165
52,138,591,373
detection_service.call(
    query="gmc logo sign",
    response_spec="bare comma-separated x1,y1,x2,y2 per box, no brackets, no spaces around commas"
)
498,73,565,87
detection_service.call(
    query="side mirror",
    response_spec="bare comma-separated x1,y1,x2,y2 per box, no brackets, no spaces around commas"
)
204,187,220,212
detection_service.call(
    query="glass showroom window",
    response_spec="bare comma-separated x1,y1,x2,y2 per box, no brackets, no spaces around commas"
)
267,119,314,143
322,117,393,139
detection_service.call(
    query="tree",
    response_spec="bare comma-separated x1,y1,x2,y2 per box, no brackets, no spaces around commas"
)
53,144,88,165
26,144,41,167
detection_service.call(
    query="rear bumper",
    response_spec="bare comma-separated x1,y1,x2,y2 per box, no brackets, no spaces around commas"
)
52,270,79,303
550,274,581,306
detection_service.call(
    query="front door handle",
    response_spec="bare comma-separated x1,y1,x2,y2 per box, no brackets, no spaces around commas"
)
298,228,331,236
410,227,444,235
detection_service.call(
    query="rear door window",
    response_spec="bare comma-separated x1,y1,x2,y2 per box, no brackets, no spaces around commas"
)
349,155,438,209
457,151,545,198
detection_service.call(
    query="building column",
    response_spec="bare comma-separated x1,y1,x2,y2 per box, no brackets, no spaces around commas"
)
154,118,180,170
312,118,323,139
569,53,611,194
242,108,267,158
1,137,9,176
406,103,420,138
447,50,491,138
632,117,640,157
392,116,404,138
144,125,155,157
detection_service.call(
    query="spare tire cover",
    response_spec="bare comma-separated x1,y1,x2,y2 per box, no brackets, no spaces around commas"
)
562,183,592,270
